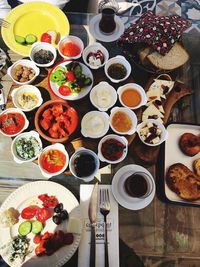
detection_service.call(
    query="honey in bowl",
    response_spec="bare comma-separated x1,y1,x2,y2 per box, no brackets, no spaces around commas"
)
111,111,132,133
121,88,141,108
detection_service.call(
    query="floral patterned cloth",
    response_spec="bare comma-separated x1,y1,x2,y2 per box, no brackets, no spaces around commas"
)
118,11,191,55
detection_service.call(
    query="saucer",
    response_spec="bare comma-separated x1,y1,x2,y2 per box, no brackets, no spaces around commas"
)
111,164,156,210
89,14,125,42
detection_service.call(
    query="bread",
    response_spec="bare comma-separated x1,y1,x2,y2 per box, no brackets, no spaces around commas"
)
193,159,200,176
166,163,200,201
147,42,189,70
179,133,200,157
139,47,151,65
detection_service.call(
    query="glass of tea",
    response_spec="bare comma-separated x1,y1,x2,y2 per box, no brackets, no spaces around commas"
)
98,0,119,35
124,171,154,199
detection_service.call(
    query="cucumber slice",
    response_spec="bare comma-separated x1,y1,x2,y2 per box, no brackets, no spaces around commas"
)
25,34,37,45
18,221,32,236
31,220,43,234
15,35,26,45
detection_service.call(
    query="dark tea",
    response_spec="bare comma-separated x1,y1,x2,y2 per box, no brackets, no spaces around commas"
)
99,7,117,35
124,173,149,198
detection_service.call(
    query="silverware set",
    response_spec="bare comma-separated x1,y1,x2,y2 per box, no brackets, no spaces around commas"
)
0,19,10,28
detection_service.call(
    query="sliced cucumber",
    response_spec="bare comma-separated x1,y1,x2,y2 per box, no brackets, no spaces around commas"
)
31,220,43,234
18,221,32,236
25,34,37,45
15,35,26,45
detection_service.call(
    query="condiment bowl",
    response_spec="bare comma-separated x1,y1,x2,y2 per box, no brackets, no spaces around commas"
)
11,131,43,164
0,108,29,137
11,85,43,112
137,119,168,146
38,143,69,178
110,107,137,135
58,35,84,60
98,134,128,164
117,83,147,110
89,81,117,111
82,42,109,69
104,55,131,83
7,59,40,85
69,147,100,182
29,42,57,68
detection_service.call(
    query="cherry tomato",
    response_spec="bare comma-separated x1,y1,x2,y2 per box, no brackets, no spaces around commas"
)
66,71,76,82
58,85,71,96
33,235,42,244
38,194,59,208
41,32,52,43
21,205,40,219
36,208,52,223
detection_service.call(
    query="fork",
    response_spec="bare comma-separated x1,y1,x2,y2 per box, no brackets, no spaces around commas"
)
0,19,10,28
100,188,110,267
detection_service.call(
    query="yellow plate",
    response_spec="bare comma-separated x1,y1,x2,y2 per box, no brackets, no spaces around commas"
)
2,2,70,56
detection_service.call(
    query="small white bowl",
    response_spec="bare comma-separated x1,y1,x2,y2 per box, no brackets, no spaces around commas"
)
29,42,57,68
98,134,128,164
11,85,43,112
117,83,147,110
110,107,137,135
11,131,42,164
7,59,40,85
38,143,69,178
82,42,109,70
137,119,168,146
81,111,110,138
104,55,131,83
58,35,84,60
89,81,117,111
69,147,100,182
0,108,29,137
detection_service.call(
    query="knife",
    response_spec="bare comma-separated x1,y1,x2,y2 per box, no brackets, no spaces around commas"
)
0,88,5,111
88,182,98,267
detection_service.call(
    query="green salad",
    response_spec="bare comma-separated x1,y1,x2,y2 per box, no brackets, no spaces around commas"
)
15,136,42,160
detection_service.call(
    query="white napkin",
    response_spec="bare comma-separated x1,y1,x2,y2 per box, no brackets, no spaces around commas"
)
78,184,119,267
0,0,11,18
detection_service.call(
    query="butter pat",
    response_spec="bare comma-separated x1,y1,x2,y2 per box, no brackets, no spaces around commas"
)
67,217,82,234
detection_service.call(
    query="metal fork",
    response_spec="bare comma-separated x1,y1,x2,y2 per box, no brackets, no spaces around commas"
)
0,19,10,28
100,188,110,267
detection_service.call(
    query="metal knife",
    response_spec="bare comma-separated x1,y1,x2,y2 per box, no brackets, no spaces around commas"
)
88,183,98,267
0,88,5,110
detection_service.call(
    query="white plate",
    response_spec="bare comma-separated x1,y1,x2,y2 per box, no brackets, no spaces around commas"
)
48,61,93,101
89,14,125,43
0,181,82,267
111,164,155,210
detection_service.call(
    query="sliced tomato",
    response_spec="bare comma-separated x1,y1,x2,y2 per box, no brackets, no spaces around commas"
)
58,85,71,96
21,205,40,219
33,234,42,244
66,71,76,82
41,32,52,43
36,208,52,223
38,194,59,208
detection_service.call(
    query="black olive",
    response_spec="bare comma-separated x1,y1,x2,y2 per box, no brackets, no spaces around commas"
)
54,203,63,213
53,214,62,225
60,210,69,221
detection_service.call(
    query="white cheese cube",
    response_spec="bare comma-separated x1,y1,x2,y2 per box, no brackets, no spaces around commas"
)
67,217,82,234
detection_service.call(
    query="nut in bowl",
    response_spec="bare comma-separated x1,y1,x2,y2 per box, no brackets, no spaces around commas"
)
11,131,42,164
11,85,43,112
90,81,117,111
38,143,69,178
7,59,40,85
117,83,147,110
98,134,128,164
110,107,137,135
82,42,109,69
137,119,168,146
58,35,84,60
104,55,131,83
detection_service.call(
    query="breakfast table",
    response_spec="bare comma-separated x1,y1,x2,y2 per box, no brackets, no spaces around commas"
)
0,10,200,267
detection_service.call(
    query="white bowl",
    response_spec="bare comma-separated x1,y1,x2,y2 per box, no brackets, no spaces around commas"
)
110,107,137,135
0,108,29,137
69,147,100,182
11,130,43,164
98,134,128,164
117,83,147,110
89,81,117,111
11,85,43,112
29,42,57,68
82,42,109,70
104,55,131,83
58,35,84,60
81,111,110,138
38,143,69,178
137,119,168,146
7,59,40,85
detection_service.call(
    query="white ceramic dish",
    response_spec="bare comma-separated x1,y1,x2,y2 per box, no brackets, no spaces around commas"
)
117,83,147,110
89,81,117,111
98,134,128,164
110,107,137,135
104,55,131,83
11,130,42,164
38,143,69,178
11,85,43,112
81,110,110,138
7,59,40,85
82,42,109,70
29,41,57,67
58,35,84,60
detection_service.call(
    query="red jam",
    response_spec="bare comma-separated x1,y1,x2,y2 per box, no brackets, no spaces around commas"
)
101,138,125,161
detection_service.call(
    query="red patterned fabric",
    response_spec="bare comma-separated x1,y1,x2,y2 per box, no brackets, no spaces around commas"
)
118,11,191,55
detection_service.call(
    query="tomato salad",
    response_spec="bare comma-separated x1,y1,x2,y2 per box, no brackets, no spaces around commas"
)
0,112,27,136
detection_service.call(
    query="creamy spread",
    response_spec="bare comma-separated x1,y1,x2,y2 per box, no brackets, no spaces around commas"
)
83,115,105,135
17,91,38,109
